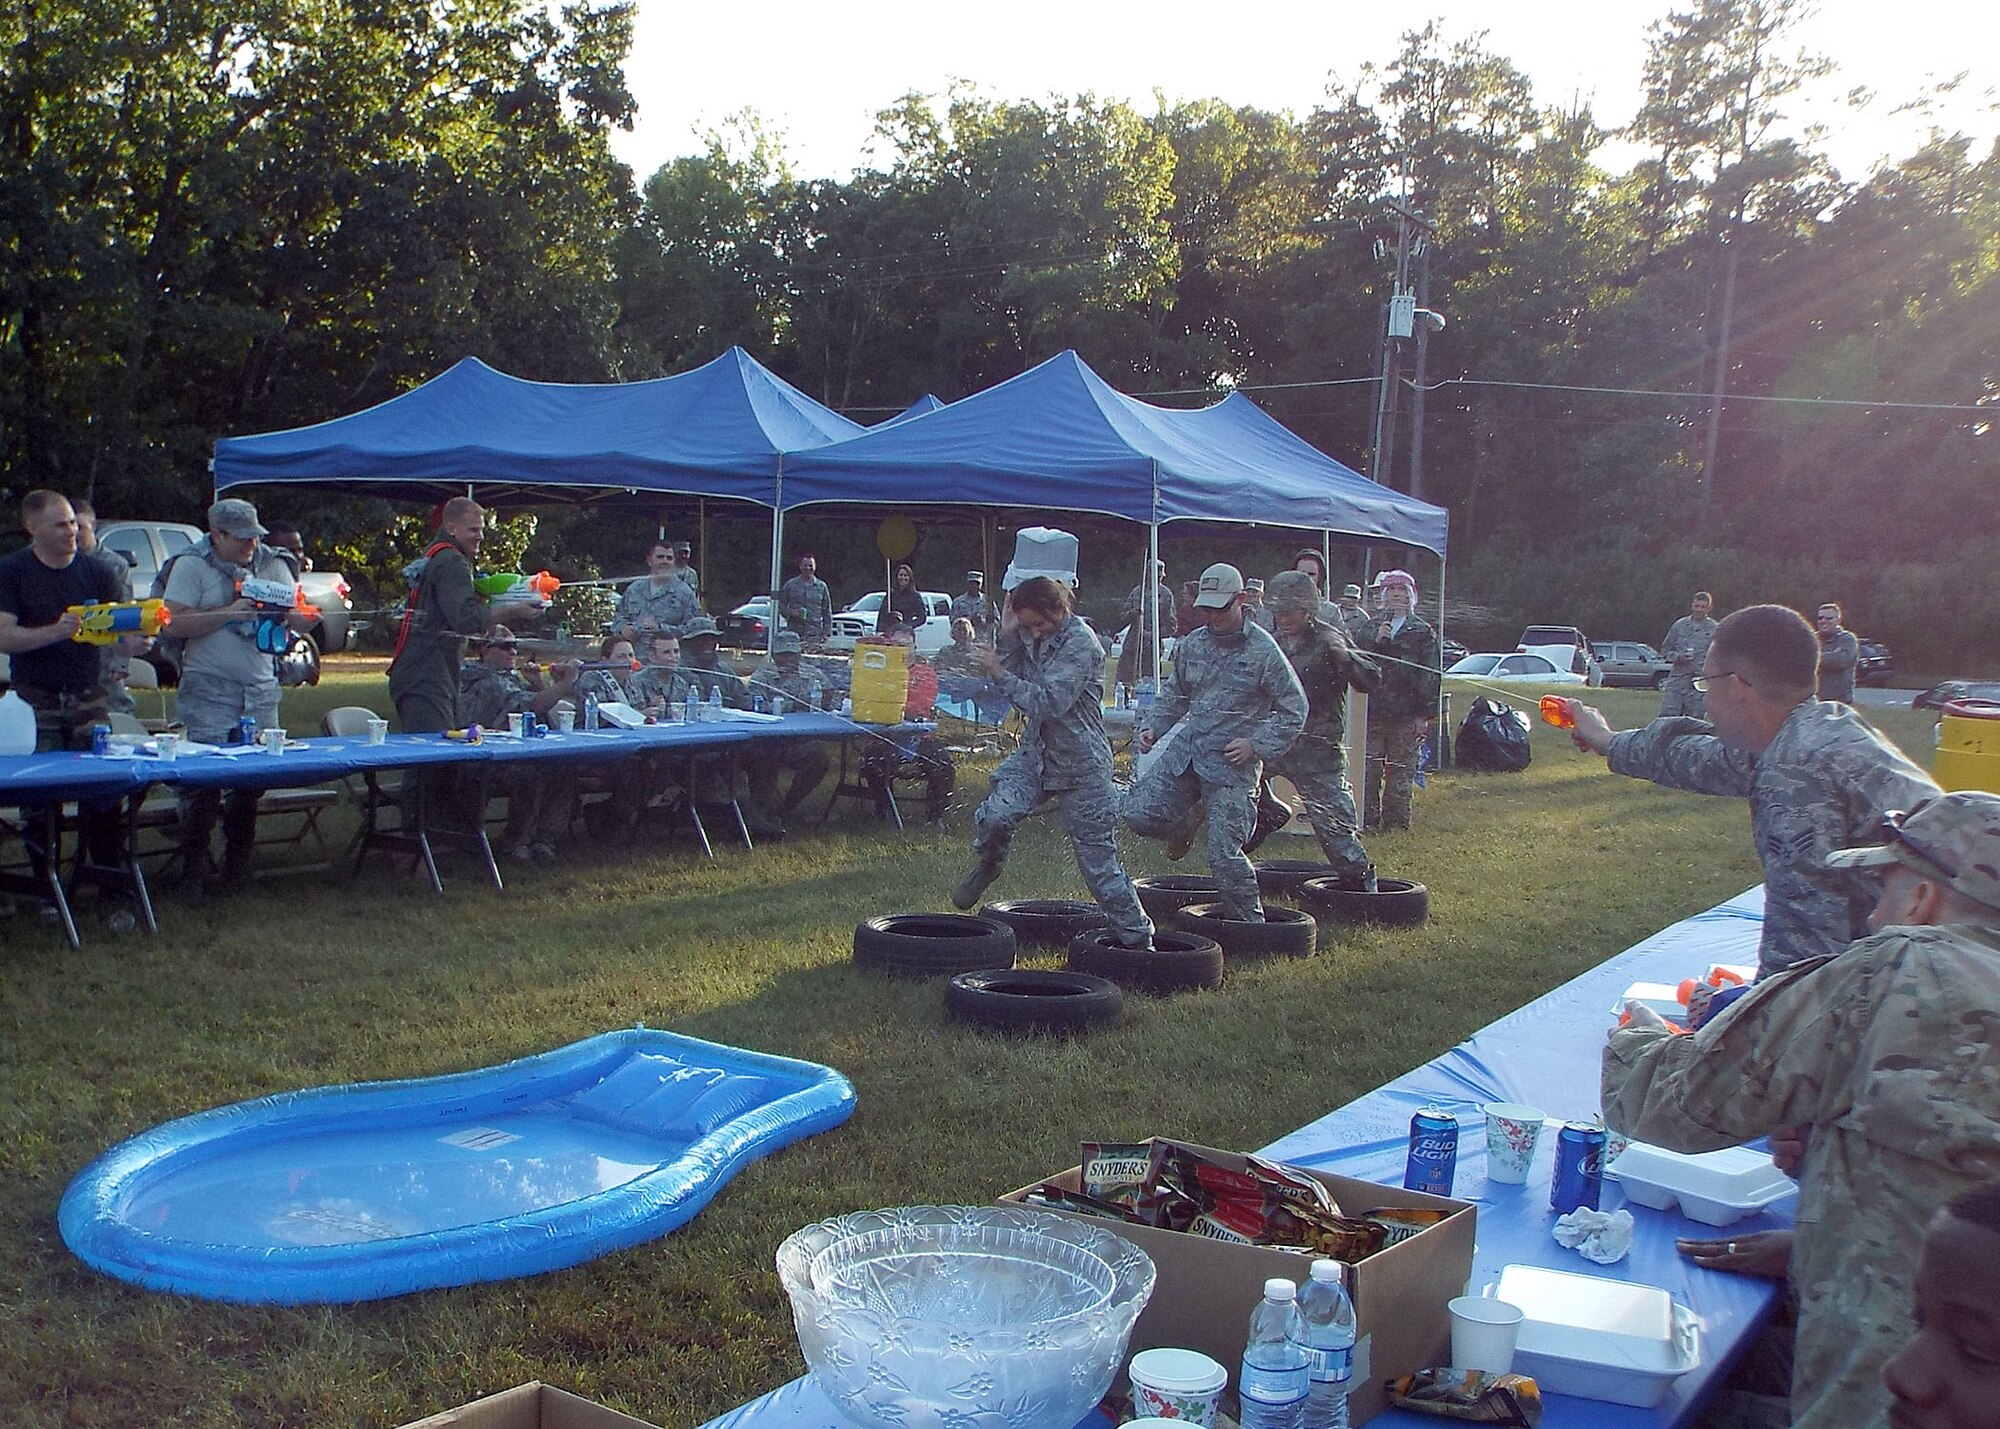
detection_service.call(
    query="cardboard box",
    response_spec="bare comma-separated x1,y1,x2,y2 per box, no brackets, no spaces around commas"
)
399,1381,663,1429
1001,1137,1476,1427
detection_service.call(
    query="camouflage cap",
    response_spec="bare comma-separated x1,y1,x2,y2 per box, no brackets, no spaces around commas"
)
1267,569,1321,614
772,631,803,655
1825,791,2000,910
680,615,721,640
1341,584,1364,601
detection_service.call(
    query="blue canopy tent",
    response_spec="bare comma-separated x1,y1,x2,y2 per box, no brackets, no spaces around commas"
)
211,348,863,509
874,394,946,427
774,350,1449,674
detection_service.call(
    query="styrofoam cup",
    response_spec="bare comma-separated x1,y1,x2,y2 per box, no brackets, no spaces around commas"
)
260,727,287,754
1129,1347,1227,1427
1450,1296,1525,1375
365,718,389,744
507,712,527,738
554,708,575,732
1484,1103,1546,1184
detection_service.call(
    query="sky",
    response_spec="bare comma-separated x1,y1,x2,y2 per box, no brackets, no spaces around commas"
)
609,0,2000,188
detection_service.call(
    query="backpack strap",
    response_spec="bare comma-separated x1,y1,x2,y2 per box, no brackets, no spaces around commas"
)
390,539,459,663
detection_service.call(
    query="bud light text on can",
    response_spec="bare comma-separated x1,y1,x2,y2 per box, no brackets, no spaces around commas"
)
1551,1122,1607,1213
237,714,259,747
1404,1106,1458,1197
90,723,112,756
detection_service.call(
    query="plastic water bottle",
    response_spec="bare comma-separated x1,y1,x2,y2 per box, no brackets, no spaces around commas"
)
707,686,723,721
1296,1259,1356,1429
1239,1278,1309,1429
582,692,599,732
1115,682,1129,709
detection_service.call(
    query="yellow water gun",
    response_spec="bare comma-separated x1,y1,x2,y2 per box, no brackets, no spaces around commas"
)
68,598,171,645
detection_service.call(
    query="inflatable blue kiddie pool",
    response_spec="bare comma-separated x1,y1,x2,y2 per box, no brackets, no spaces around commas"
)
59,1026,855,1303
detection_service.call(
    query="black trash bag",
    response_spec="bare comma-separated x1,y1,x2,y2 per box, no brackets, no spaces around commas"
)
1455,696,1533,772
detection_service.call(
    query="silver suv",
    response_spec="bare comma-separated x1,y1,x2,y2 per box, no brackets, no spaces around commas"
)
95,520,359,658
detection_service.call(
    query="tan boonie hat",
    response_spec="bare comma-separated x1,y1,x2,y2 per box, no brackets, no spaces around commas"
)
209,498,268,539
772,631,803,655
1825,791,2000,911
1193,563,1245,609
1267,570,1321,614
1341,583,1364,601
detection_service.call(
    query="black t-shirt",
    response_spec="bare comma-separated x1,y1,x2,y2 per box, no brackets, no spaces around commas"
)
0,545,121,692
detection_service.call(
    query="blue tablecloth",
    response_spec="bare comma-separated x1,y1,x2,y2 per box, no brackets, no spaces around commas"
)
0,751,156,803
696,888,1789,1429
1261,886,1786,1428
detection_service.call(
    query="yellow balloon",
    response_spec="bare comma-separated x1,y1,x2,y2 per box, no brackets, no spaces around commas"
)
876,515,919,562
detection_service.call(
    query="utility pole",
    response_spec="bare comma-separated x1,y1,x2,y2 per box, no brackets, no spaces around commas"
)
1698,228,1740,520
1409,230,1433,503
1368,199,1437,491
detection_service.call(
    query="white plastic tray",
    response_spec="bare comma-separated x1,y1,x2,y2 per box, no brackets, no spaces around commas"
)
1609,1141,1798,1226
1494,1264,1701,1407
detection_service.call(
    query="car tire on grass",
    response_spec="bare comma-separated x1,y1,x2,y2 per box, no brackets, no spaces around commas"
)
1067,928,1224,993
980,898,1108,948
945,969,1123,1034
1651,670,1669,690
1298,876,1431,928
1133,874,1220,924
853,913,1017,978
1175,902,1317,957
1252,859,1338,899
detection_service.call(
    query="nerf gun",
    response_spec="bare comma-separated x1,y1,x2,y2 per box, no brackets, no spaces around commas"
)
238,577,321,655
68,598,170,644
474,570,561,607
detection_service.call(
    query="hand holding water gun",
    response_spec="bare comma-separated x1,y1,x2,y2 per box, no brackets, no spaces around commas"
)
68,598,171,645
473,570,561,607
237,577,320,653
1541,694,1615,755
1678,966,1751,1029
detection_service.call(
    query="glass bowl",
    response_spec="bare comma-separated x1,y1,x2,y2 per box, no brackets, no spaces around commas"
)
777,1204,1156,1429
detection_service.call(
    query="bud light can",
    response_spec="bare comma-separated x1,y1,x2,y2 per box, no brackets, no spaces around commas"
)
1551,1123,1607,1213
1404,1106,1458,1196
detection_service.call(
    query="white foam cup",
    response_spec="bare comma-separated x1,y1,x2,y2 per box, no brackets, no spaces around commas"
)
1449,1296,1525,1375
365,718,389,745
1129,1347,1227,1427
260,728,287,753
554,708,575,732
153,732,179,760
507,712,527,738
1483,1103,1547,1184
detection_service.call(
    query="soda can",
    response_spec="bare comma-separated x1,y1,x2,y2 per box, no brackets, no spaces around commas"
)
237,714,259,747
90,723,112,756
1550,1122,1607,1213
1403,1106,1458,1196
751,694,766,714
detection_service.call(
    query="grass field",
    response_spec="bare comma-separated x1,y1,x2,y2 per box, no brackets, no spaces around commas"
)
0,665,1941,1428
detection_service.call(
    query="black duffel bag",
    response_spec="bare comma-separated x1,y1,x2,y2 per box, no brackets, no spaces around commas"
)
1455,696,1533,772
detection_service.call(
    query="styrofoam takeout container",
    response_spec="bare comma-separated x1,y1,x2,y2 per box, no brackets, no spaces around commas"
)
1493,1264,1700,1407
1609,1141,1798,1226
1613,981,1688,1021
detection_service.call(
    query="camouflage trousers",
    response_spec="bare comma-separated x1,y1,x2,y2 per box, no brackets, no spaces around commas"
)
974,751,1152,944
1658,674,1707,719
1122,761,1263,920
1364,716,1425,830
1270,750,1370,880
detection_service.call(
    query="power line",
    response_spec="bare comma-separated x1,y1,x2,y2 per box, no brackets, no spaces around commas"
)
1410,375,1996,414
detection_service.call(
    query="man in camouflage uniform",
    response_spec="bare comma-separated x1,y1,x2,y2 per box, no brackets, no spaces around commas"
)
743,631,831,823
72,501,137,716
1816,602,1860,705
456,626,581,861
612,539,702,640
1362,569,1440,831
1265,570,1383,891
951,576,1152,948
1114,560,1172,690
1659,589,1718,717
627,631,690,715
1569,603,1938,979
1336,583,1374,648
949,571,995,640
1123,563,1306,921
1602,791,2000,1429
677,615,748,708
777,553,833,646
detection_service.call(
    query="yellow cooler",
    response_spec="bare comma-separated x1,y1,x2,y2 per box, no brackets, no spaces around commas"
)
850,644,910,724
1934,699,2000,793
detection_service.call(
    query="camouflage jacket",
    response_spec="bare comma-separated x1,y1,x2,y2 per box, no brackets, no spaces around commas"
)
777,575,832,642
1366,613,1441,718
575,666,637,706
457,662,535,728
613,575,702,636
679,658,748,709
1659,614,1718,676
994,614,1112,789
1143,620,1306,786
1609,702,1938,976
1819,628,1860,704
1603,921,2000,1429
949,591,995,635
750,660,824,710
1274,618,1382,762
1119,581,1174,637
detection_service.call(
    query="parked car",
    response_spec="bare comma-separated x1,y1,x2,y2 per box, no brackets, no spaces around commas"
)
1517,625,1603,686
1440,637,1470,668
825,591,954,653
95,519,358,662
1857,639,1894,687
1594,640,1674,690
1916,679,2000,712
1446,652,1588,686
717,595,776,649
